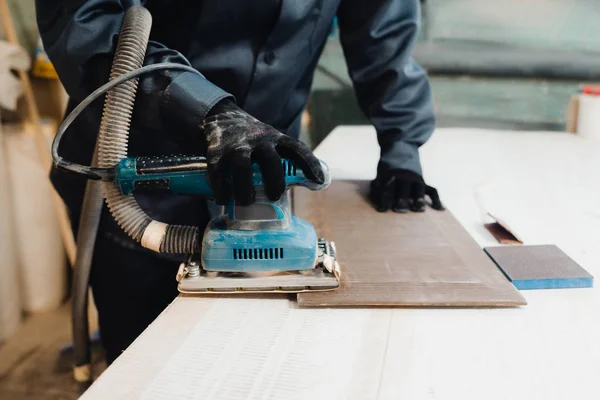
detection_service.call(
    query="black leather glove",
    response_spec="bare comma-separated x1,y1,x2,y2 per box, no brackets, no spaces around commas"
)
201,100,324,205
370,167,444,213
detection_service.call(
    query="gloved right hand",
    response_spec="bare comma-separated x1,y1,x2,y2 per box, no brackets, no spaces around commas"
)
200,100,324,206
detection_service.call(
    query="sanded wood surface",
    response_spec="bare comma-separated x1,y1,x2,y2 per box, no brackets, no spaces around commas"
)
296,180,526,307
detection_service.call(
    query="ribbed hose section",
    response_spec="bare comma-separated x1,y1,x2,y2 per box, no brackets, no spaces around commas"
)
97,5,199,254
72,151,103,384
160,225,200,253
98,6,152,241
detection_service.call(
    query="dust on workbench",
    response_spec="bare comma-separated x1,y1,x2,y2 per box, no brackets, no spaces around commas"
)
0,303,106,400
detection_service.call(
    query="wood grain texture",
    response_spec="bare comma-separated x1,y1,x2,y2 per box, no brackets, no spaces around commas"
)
295,181,526,307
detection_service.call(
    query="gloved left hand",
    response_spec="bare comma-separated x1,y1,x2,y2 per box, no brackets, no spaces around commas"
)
201,100,324,206
370,167,444,213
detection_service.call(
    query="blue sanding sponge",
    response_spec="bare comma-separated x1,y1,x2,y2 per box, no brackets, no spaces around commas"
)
484,245,593,290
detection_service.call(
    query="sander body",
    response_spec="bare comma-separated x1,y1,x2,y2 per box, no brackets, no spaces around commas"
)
114,155,340,293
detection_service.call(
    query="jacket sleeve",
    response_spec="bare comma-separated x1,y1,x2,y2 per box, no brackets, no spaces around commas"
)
337,0,435,176
35,0,233,126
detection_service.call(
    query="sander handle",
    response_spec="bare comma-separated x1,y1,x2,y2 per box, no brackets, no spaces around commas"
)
114,155,330,199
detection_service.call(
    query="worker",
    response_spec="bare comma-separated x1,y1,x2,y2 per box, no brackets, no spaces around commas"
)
36,0,443,363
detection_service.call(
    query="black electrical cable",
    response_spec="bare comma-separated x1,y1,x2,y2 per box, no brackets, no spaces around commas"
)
52,63,202,181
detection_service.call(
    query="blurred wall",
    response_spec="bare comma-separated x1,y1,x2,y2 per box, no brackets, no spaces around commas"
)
427,0,600,53
1,0,67,123
0,0,37,56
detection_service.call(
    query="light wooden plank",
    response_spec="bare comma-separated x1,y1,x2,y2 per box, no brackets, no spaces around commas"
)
78,128,600,400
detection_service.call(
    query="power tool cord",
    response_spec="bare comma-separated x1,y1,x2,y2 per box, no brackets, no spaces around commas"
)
51,63,202,181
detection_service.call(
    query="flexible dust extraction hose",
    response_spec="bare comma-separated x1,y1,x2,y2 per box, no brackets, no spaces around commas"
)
96,6,155,245
95,16,200,255
71,151,102,385
69,3,209,382
71,5,152,383
52,60,204,255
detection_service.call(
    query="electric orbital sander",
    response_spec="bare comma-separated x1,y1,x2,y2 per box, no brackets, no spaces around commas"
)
114,155,340,293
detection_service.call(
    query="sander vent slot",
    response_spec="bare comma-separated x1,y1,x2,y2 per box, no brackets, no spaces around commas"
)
233,248,284,260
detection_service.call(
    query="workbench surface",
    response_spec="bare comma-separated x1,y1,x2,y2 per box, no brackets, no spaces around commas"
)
83,127,600,400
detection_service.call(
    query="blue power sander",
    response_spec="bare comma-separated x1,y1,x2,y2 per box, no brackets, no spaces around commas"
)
113,156,341,293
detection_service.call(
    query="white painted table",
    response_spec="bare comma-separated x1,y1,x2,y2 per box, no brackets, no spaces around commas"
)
83,127,600,400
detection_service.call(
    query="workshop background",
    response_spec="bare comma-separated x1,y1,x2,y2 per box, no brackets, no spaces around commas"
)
0,0,598,398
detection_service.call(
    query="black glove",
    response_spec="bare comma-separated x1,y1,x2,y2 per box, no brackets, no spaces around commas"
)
201,100,324,205
370,167,444,213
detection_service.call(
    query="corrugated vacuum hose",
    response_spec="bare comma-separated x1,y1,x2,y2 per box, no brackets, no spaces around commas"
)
97,7,153,242
71,152,103,386
56,2,207,384
72,5,152,385
96,7,200,255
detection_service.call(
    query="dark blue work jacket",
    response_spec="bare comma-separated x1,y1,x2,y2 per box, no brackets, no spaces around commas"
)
36,0,435,250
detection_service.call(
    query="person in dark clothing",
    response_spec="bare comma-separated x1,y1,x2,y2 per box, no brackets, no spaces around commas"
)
36,0,442,363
